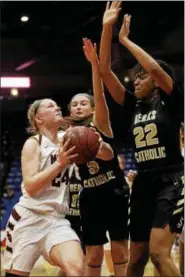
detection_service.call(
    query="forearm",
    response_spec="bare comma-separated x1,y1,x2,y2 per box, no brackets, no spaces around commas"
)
91,61,113,137
99,25,126,105
91,61,110,122
24,160,64,196
96,141,114,161
120,37,160,74
99,25,113,73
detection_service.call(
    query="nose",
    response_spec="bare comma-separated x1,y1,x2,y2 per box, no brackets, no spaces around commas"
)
55,106,61,113
76,104,81,110
134,78,140,86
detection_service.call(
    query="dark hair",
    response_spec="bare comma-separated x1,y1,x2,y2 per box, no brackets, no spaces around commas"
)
60,115,93,131
134,60,174,79
68,93,95,112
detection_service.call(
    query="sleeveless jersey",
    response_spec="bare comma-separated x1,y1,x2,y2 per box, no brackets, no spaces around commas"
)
19,133,71,217
66,164,82,225
130,82,184,171
77,122,125,190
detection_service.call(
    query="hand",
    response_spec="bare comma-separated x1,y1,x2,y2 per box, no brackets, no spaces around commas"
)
57,138,78,167
89,127,103,144
83,38,98,64
126,170,137,183
103,1,122,26
119,14,131,43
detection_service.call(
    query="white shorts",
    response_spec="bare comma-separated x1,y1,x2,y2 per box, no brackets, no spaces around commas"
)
3,204,80,272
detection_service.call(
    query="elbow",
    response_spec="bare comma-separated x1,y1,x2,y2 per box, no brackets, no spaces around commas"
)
148,61,160,75
24,186,34,197
24,180,38,197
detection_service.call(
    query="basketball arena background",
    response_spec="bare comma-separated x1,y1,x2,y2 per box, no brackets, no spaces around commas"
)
0,1,184,276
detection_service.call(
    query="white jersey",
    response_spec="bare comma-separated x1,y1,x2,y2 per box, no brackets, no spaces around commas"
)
18,132,70,217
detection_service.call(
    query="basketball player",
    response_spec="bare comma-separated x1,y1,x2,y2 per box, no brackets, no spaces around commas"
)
99,2,184,276
65,164,83,248
57,164,85,277
62,38,129,276
3,98,85,277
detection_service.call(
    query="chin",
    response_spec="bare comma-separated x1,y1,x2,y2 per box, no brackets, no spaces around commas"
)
56,117,63,124
135,91,141,99
135,91,146,99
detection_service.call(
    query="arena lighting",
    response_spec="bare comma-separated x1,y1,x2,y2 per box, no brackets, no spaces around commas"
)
21,16,29,22
10,88,19,97
124,76,129,83
0,77,30,88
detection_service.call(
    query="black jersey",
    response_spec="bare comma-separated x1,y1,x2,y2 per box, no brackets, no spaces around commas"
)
77,122,126,190
66,165,82,225
129,82,184,171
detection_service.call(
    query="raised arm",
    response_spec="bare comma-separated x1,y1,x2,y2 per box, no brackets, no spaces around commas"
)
21,137,77,196
83,37,113,137
119,14,173,94
99,1,126,104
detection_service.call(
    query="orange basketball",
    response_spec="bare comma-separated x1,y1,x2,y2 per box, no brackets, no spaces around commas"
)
63,126,100,164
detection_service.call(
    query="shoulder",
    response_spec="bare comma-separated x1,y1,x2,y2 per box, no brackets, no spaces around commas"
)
22,135,40,155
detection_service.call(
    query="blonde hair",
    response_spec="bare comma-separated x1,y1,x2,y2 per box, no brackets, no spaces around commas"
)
27,99,43,135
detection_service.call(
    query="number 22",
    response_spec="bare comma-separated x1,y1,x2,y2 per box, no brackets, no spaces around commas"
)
133,123,159,149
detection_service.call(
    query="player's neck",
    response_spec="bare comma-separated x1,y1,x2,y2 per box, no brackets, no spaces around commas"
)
40,127,60,145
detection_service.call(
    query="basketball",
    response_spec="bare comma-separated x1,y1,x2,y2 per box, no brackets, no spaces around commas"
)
63,126,100,164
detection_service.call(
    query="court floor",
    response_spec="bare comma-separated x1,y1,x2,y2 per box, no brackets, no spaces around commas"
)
1,244,180,276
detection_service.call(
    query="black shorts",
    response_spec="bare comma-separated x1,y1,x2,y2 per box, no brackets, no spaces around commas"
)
130,167,184,242
79,183,129,246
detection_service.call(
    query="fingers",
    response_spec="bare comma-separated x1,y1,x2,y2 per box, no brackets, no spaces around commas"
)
106,1,110,11
111,1,122,9
94,43,97,52
114,1,122,9
69,153,78,160
89,127,96,132
63,138,71,151
93,132,103,143
123,14,131,24
83,37,94,49
83,38,98,58
83,45,86,51
66,145,76,155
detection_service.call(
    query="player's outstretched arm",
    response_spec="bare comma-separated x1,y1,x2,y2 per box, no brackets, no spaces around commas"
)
119,14,173,94
82,37,113,137
99,1,126,105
